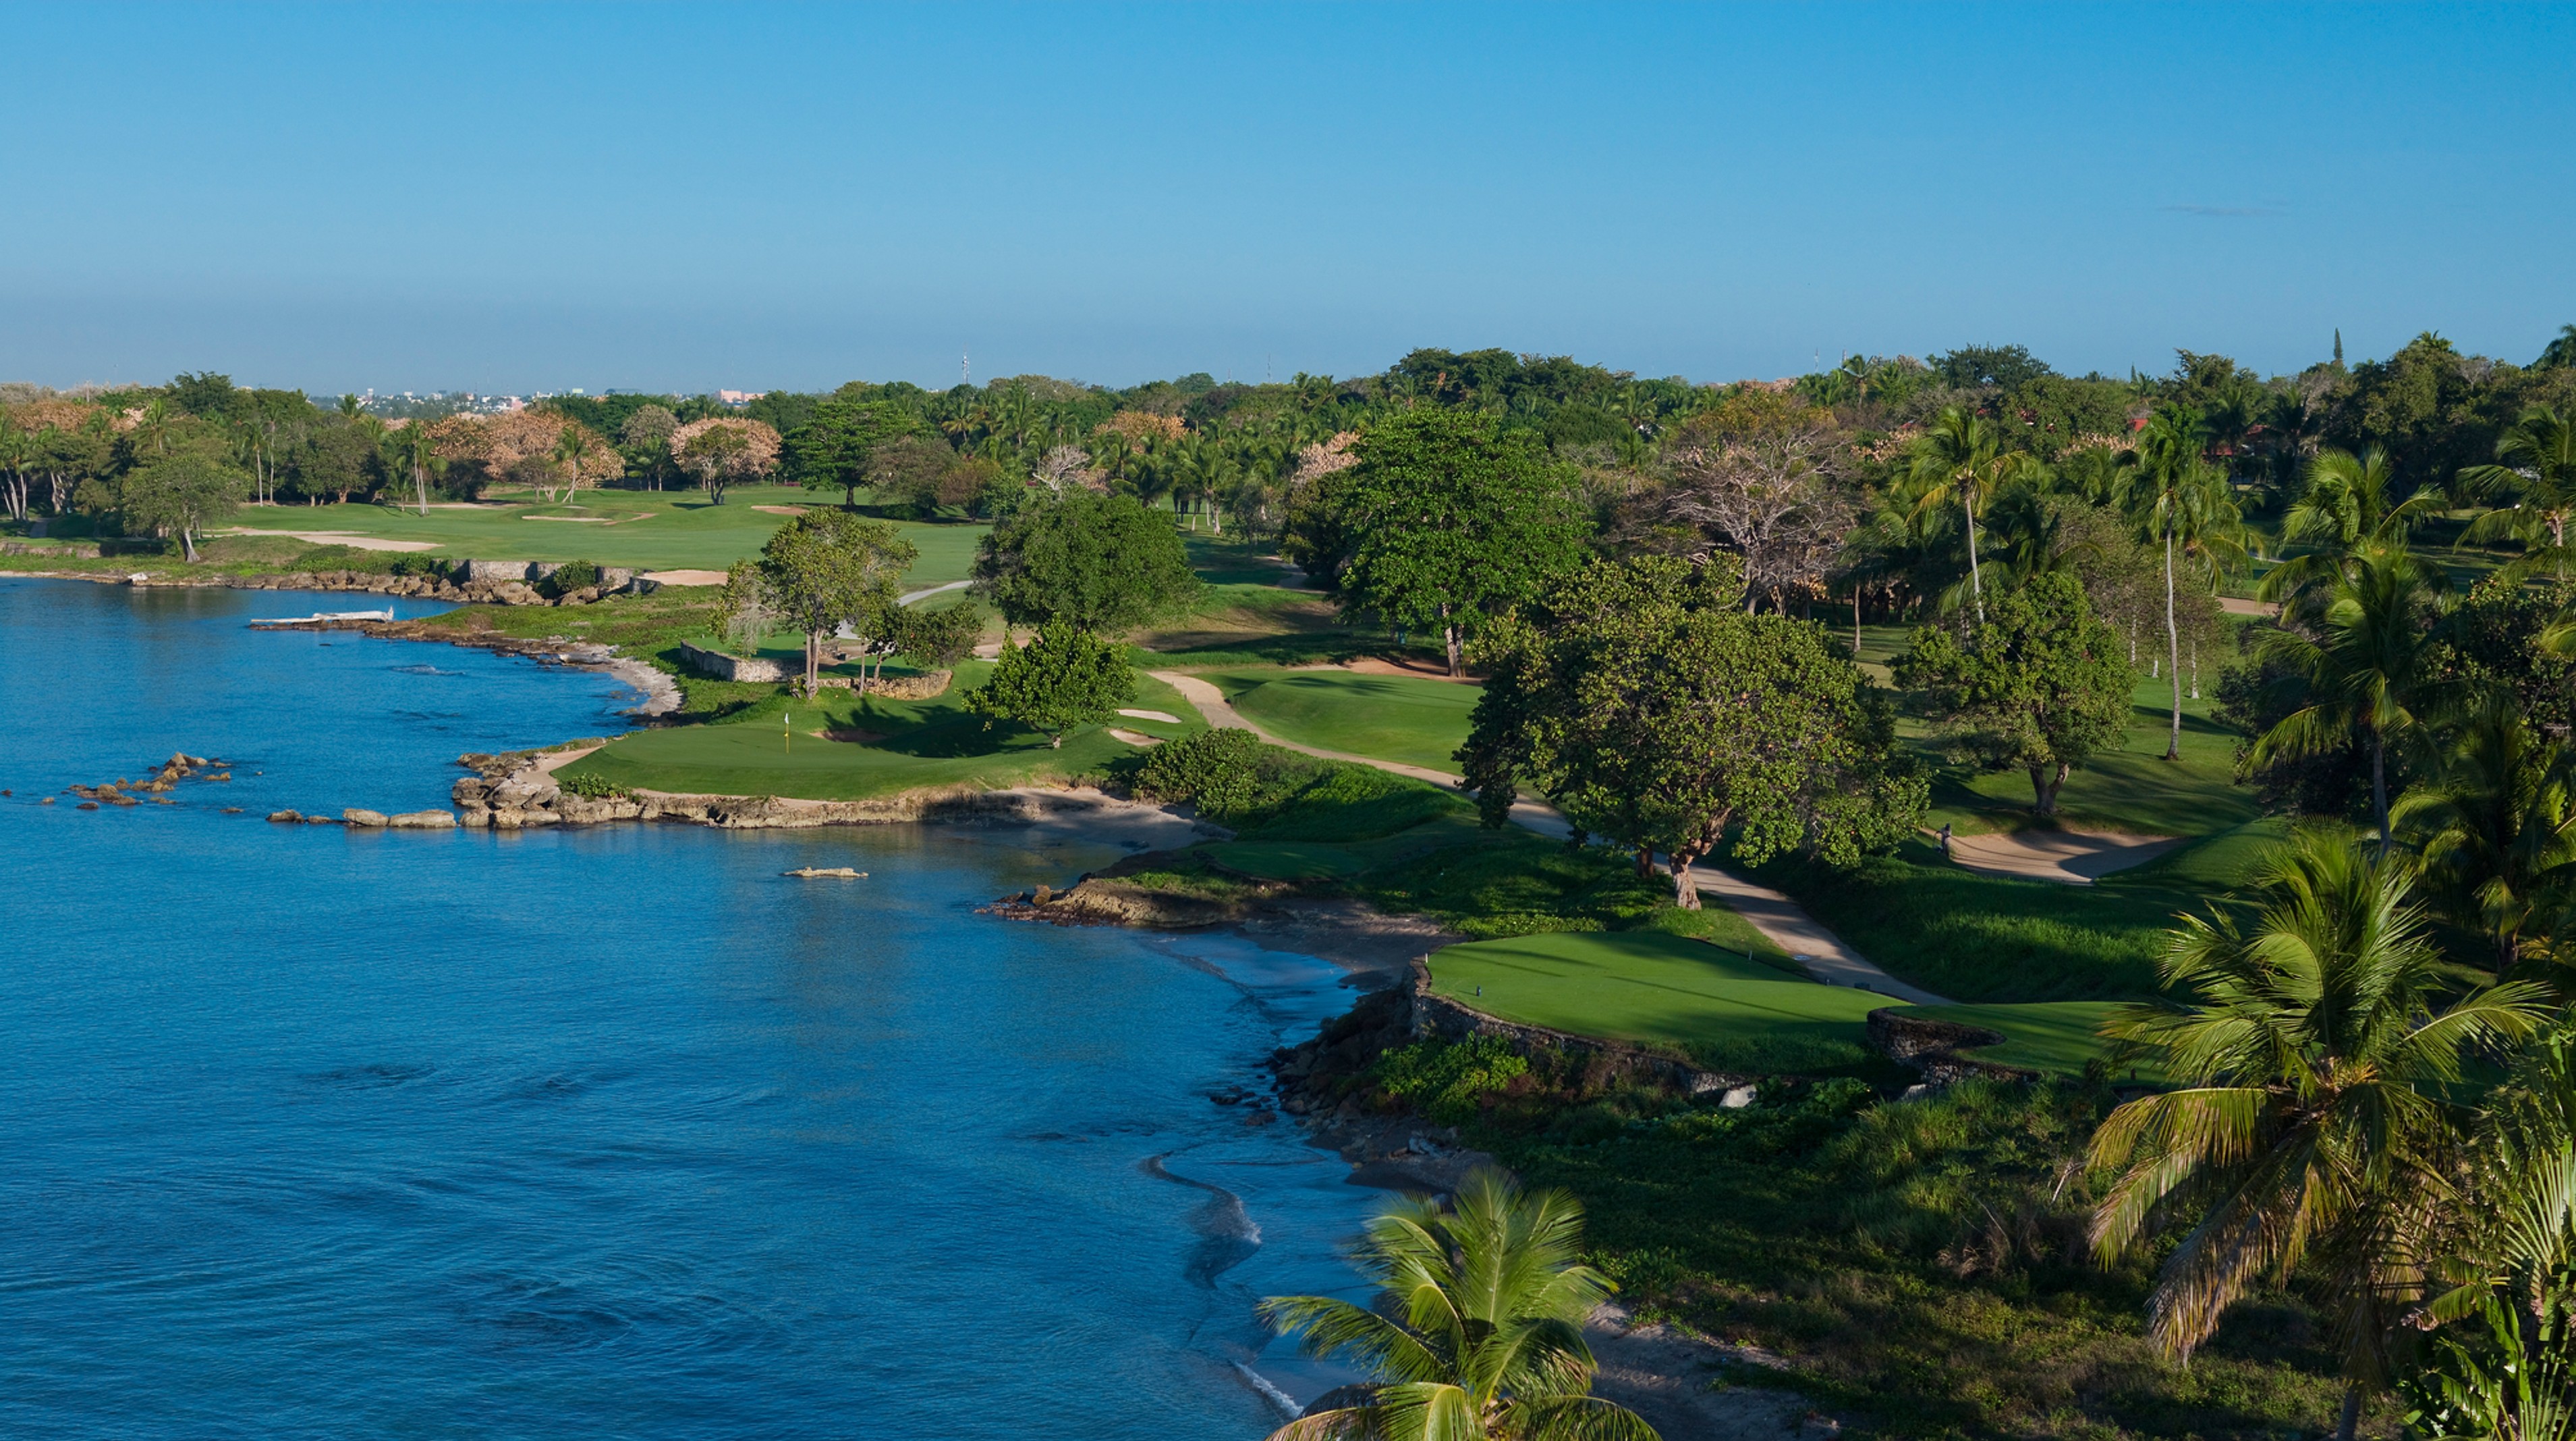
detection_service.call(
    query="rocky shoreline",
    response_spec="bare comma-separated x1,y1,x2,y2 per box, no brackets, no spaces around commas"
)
8,561,649,608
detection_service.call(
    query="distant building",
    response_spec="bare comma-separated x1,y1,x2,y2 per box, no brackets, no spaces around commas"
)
718,389,766,405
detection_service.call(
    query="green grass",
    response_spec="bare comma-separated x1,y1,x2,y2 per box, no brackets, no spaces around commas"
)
1207,667,1481,770
1480,1075,2351,1438
1900,1000,2133,1077
1428,931,1884,1069
559,667,1203,800
1924,677,2258,839
1749,820,2285,1004
204,486,988,580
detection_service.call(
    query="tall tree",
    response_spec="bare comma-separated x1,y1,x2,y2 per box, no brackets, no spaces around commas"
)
1326,407,1592,675
2392,696,2576,978
786,397,920,507
2260,447,2440,619
1905,407,2028,627
2251,553,2446,857
2459,407,2576,584
2126,406,2249,760
1258,1169,1655,1441
669,417,781,504
756,510,918,694
1895,571,2134,816
970,489,1198,633
964,623,1133,748
1463,557,1924,904
387,422,445,517
121,452,249,562
2090,834,2550,1441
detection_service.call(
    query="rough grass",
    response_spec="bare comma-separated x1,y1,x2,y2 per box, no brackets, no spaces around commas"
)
1461,1070,2356,1438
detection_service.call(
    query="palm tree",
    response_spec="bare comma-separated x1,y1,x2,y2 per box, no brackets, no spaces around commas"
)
2397,1026,2576,1441
2260,447,2442,618
1907,408,2023,627
387,423,445,517
2127,407,2251,760
2393,695,2576,979
1258,1169,1656,1441
2091,833,2552,1441
2251,554,2446,857
2458,407,2576,584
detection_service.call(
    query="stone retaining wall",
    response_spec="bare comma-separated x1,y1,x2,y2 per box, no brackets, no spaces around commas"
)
1866,1007,2038,1083
675,642,791,683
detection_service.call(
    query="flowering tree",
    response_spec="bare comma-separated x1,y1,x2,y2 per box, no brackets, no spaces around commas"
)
669,417,782,505
426,412,619,503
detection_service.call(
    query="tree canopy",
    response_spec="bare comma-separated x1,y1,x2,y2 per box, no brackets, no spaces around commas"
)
970,488,1198,633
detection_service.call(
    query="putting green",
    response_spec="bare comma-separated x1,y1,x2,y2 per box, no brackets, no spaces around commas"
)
1212,669,1479,770
1901,1000,2146,1078
561,668,1201,801
1426,931,1884,1052
217,486,988,580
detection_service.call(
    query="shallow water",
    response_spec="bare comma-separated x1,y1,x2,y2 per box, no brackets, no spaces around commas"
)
0,577,1374,1438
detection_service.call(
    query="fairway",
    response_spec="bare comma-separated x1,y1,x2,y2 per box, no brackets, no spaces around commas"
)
1212,668,1480,770
562,668,1202,801
217,486,988,581
1426,931,1886,1056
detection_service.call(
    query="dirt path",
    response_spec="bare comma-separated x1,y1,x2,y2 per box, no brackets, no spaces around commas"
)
1149,670,1942,1005
1940,827,2182,885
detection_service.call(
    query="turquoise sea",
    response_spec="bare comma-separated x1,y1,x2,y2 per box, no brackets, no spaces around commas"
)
0,576,1374,1438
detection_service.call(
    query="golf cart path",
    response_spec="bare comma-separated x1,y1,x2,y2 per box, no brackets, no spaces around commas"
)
1150,671,1949,1006
1940,826,2183,885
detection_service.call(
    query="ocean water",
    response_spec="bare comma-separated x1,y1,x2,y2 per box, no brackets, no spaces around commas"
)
0,576,1376,1439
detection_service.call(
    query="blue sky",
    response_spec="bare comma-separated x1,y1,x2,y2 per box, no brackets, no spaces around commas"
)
3,2,2570,395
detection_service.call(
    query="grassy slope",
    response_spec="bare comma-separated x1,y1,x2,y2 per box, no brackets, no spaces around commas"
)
1211,668,1482,769
204,486,989,579
560,667,1204,800
1427,930,1884,1056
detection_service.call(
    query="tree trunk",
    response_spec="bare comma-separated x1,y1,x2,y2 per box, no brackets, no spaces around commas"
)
2029,762,2067,816
1050,733,1064,750
1440,604,1463,677
2164,527,2183,761
180,525,199,563
1634,846,1654,878
1964,499,1985,629
1671,851,1702,909
2333,1382,2360,1441
806,629,822,696
1853,590,1863,653
2371,731,2390,861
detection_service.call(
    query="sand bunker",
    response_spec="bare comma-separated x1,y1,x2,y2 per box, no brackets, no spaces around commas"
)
1940,826,2182,884
751,505,810,516
1117,708,1181,724
225,530,441,553
640,569,730,586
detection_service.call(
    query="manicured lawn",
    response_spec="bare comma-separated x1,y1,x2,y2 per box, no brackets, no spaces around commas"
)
1900,1000,2133,1077
210,485,988,580
559,666,1202,800
1208,667,1481,770
1926,677,2257,839
1426,931,1886,1065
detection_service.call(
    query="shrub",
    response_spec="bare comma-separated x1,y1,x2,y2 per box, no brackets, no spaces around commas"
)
1371,1036,1530,1125
1131,727,1270,814
543,559,601,597
556,770,625,799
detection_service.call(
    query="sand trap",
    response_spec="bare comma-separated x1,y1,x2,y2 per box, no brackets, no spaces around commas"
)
1117,708,1181,725
224,530,441,553
2219,596,2280,617
752,505,810,516
1107,727,1163,747
521,515,617,522
640,569,731,587
1939,826,2183,885
1341,656,1481,683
